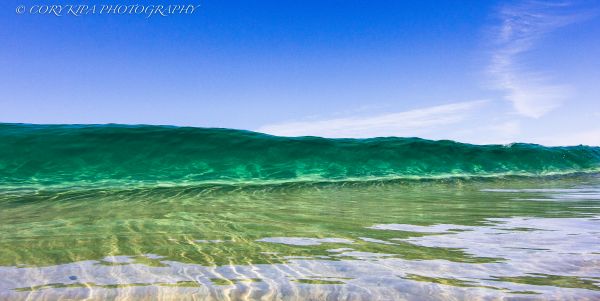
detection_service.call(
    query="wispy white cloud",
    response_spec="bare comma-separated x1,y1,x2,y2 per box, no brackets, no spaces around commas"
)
489,1,594,118
536,128,600,146
447,119,522,145
257,100,487,138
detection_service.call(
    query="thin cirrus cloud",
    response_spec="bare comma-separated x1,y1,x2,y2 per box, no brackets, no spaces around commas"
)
489,0,595,118
538,128,600,146
257,100,487,138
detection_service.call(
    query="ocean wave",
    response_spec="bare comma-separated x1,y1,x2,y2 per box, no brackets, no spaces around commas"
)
1,123,599,188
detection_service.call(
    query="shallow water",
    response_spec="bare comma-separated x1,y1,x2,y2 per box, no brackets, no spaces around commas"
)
1,175,599,300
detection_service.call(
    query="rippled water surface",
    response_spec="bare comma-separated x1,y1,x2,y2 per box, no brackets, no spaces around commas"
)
1,175,600,300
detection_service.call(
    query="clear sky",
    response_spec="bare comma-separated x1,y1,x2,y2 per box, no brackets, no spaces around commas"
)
1,0,599,145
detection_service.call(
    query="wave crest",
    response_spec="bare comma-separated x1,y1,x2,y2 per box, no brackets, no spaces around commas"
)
1,123,599,187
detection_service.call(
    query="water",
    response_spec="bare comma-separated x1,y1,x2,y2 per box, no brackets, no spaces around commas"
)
1,124,599,300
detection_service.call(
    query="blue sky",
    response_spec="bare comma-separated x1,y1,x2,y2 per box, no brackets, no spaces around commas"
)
1,0,599,145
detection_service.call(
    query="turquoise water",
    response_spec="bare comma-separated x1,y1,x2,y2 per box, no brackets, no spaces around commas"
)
1,123,599,187
0,124,599,300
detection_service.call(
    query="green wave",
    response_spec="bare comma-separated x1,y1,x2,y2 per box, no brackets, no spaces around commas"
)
1,123,599,188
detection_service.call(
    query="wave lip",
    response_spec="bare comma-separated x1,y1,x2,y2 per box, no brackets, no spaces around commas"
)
1,123,599,188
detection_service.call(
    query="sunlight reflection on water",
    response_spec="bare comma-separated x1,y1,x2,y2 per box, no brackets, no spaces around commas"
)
1,178,600,300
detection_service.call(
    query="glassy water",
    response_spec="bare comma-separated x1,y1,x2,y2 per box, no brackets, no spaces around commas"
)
1,175,599,300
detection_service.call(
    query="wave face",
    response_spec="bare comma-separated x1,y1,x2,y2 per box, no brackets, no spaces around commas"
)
1,123,599,187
